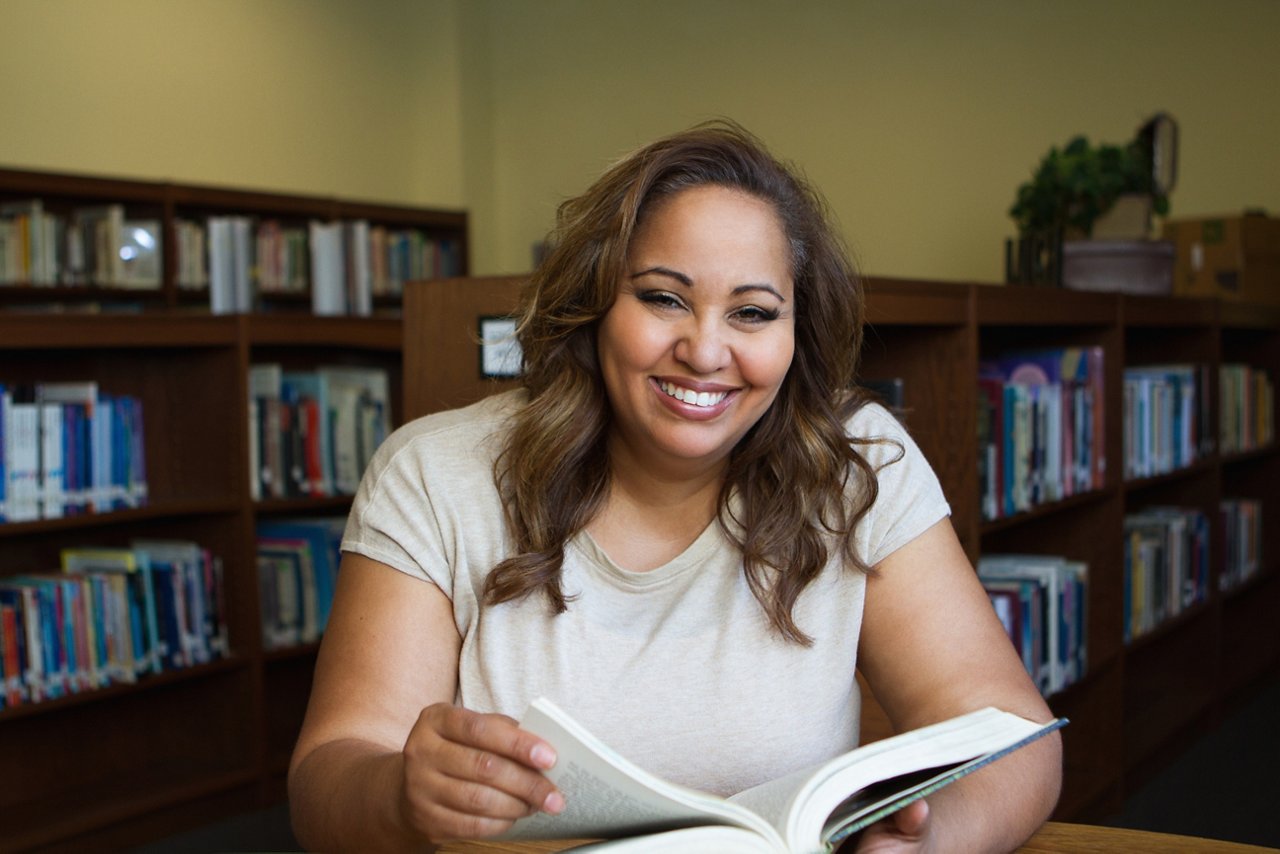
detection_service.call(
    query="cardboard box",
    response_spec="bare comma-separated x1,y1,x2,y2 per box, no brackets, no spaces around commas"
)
1163,213,1280,304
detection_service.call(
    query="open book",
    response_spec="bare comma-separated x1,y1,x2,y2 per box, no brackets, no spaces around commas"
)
503,698,1065,853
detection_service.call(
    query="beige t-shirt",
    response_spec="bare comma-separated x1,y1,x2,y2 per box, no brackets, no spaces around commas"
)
342,390,950,796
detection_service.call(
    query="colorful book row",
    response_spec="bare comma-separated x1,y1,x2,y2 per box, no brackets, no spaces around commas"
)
1220,498,1263,592
202,216,463,315
977,347,1106,521
979,553,1088,697
0,200,159,289
0,541,227,709
0,381,147,523
1219,364,1274,455
247,364,390,501
256,518,343,651
1123,506,1210,643
1122,363,1212,480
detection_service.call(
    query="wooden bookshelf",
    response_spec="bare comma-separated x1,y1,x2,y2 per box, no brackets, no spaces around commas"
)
0,167,462,851
0,312,411,850
404,275,1280,826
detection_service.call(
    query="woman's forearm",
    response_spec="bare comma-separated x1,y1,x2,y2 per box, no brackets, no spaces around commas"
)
289,738,430,853
925,730,1062,853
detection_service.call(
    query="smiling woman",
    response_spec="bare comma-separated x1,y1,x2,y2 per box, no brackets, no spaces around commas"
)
287,121,1062,853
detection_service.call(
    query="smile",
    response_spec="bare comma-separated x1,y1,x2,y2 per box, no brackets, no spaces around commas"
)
659,381,729,408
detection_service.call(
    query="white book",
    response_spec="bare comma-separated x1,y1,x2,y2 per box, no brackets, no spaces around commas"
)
39,402,65,519
501,697,1064,853
4,392,41,522
309,220,346,316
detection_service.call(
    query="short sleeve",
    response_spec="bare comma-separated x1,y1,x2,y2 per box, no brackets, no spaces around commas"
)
850,403,952,567
340,420,454,593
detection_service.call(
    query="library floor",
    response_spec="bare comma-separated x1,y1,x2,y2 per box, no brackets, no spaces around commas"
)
129,675,1280,853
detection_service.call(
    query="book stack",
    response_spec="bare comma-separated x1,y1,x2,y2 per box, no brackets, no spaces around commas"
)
247,364,390,501
977,347,1106,521
0,381,147,523
1122,506,1210,642
978,553,1088,697
1220,498,1263,592
1122,364,1210,480
256,517,343,650
1219,364,1274,455
0,541,227,709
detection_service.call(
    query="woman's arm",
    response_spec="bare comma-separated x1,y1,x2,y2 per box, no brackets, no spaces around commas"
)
288,553,562,852
856,519,1063,853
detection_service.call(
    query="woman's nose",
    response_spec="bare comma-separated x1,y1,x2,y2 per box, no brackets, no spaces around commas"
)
674,317,729,374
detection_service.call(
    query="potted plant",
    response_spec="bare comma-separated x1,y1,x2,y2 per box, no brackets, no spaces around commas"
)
1006,120,1176,291
1009,135,1169,240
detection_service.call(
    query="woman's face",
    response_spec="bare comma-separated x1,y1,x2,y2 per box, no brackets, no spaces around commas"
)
597,184,796,475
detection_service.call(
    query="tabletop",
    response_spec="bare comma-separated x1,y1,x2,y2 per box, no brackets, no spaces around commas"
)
436,822,1279,852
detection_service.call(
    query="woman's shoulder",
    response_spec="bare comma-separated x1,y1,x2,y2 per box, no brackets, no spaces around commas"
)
377,389,527,462
844,399,909,441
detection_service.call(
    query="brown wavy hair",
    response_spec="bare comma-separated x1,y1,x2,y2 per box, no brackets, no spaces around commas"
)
486,120,892,644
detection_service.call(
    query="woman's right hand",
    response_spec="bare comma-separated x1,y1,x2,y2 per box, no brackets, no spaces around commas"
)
400,703,566,845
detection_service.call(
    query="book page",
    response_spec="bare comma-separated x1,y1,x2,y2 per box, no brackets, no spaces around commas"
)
561,824,780,853
501,698,783,848
783,709,1064,851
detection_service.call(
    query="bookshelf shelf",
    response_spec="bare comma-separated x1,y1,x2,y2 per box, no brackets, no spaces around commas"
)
1,165,468,314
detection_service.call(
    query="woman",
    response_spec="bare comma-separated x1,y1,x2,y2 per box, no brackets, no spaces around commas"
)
289,121,1061,852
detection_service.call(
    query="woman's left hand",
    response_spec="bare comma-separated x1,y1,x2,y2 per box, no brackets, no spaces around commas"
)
852,800,934,853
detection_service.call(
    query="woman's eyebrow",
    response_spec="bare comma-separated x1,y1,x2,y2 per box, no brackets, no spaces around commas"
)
631,265,692,286
631,267,787,302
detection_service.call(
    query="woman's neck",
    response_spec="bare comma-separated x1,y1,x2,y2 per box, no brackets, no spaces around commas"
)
586,438,728,572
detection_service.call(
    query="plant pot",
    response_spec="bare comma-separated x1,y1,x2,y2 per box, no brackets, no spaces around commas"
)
1062,239,1173,295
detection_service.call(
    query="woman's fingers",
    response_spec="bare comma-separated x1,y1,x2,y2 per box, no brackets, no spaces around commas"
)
401,703,565,842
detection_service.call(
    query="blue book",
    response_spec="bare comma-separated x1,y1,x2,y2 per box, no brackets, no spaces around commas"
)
256,519,341,632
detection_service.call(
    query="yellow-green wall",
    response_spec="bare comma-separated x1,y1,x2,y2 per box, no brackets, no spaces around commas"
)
0,0,467,207
3,1,1278,282
468,0,1280,280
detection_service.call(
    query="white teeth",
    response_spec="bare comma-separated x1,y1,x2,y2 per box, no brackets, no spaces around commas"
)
660,381,727,407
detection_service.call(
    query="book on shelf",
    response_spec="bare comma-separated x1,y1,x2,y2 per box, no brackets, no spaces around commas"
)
978,554,1087,696
208,215,254,314
1219,364,1275,454
174,217,209,290
255,219,309,296
1122,364,1207,480
977,346,1104,521
0,538,226,709
256,517,343,648
1122,507,1210,642
1220,498,1263,591
0,198,58,286
310,220,346,316
498,697,1064,853
247,364,388,500
129,539,228,667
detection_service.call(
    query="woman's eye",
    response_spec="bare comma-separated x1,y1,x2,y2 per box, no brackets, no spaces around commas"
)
638,290,684,310
734,305,781,324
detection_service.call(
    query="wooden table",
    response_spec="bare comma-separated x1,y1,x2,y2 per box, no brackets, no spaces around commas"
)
438,822,1279,852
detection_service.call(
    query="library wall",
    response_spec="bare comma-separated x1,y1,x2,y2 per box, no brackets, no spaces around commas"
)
3,2,1279,294
468,0,1280,281
0,0,467,209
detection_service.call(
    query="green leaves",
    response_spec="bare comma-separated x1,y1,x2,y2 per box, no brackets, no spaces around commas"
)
1010,134,1168,237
